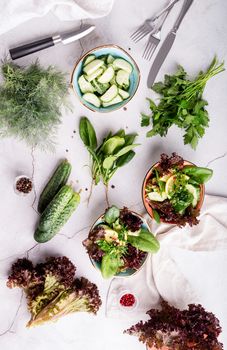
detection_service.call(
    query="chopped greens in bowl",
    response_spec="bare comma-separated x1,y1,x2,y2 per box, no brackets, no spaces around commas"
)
83,206,160,278
142,153,213,227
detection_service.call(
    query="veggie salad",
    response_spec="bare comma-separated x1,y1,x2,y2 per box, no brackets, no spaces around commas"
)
78,54,133,108
144,153,213,226
83,206,160,279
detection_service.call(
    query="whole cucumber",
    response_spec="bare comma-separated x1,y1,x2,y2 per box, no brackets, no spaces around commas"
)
38,159,72,213
37,185,74,233
34,192,80,243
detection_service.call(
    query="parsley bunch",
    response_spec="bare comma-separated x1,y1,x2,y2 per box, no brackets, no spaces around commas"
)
142,57,224,149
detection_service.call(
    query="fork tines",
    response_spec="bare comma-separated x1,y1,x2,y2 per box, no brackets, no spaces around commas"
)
143,35,159,60
131,20,154,43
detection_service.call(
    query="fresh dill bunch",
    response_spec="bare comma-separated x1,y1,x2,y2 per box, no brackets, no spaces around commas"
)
0,61,70,149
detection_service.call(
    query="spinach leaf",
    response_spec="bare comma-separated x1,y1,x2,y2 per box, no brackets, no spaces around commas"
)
79,117,139,185
102,155,116,170
101,254,123,279
104,206,120,224
127,229,160,253
113,129,125,138
115,151,135,167
152,209,160,223
182,166,213,184
101,136,125,155
79,117,97,150
114,144,140,158
124,133,137,146
102,144,139,170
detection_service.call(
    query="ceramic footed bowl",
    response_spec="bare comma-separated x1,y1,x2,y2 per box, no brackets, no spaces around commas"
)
71,44,140,112
142,160,205,225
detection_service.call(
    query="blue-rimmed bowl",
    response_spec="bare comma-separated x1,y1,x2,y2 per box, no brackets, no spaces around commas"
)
70,44,140,113
89,210,149,278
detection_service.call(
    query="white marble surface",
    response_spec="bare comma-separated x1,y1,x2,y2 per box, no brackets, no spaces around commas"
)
0,0,227,349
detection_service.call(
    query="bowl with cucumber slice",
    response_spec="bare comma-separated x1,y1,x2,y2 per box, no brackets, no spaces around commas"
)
71,45,140,112
83,206,160,279
142,153,213,227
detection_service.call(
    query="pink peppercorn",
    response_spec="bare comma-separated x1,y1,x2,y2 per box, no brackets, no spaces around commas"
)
120,293,135,307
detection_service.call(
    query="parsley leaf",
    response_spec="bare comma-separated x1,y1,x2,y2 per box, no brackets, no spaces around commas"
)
142,57,224,149
141,113,150,127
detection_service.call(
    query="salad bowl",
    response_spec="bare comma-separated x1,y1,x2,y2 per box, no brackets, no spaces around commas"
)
142,153,212,227
83,206,160,278
71,44,140,113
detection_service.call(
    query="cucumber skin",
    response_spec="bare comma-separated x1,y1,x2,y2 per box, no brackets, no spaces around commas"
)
38,160,72,214
37,185,74,233
34,192,80,243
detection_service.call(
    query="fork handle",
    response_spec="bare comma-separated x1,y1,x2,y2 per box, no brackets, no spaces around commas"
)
172,0,194,33
151,0,180,21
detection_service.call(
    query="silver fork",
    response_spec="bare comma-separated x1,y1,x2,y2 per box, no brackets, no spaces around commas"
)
131,0,180,43
143,9,172,60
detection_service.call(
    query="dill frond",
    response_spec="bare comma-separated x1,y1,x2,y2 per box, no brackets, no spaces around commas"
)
0,61,70,148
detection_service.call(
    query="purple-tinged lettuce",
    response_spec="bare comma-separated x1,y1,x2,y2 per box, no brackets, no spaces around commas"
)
7,256,101,327
125,301,223,350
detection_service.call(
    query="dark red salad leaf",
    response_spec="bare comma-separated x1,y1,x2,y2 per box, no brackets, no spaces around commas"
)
122,244,146,270
149,199,200,227
158,152,184,174
120,207,143,232
125,301,223,350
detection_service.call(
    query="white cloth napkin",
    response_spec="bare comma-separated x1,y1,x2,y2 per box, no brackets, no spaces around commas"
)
0,0,114,36
152,194,227,347
106,194,227,345
106,254,160,321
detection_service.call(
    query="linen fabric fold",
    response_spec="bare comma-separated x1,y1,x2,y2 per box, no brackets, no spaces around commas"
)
0,0,114,35
106,194,227,348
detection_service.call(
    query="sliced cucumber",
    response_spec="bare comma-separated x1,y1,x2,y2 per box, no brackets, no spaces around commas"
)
100,84,118,103
85,68,103,82
160,174,171,182
83,55,96,66
99,55,107,63
116,70,130,89
102,95,123,107
113,58,132,73
98,66,115,84
92,79,109,95
78,75,94,93
186,184,200,207
79,53,133,109
83,59,104,76
83,93,101,108
118,88,130,100
147,191,167,202
107,55,115,64
110,76,117,85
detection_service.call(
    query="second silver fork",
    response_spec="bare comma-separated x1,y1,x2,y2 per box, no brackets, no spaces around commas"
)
143,8,173,60
131,0,180,43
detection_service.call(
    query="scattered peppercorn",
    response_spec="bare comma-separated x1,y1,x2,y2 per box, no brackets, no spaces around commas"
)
73,130,76,134
16,177,32,194
128,47,131,51
123,107,127,111
85,188,88,191
66,149,69,152
120,293,135,307
111,185,115,189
